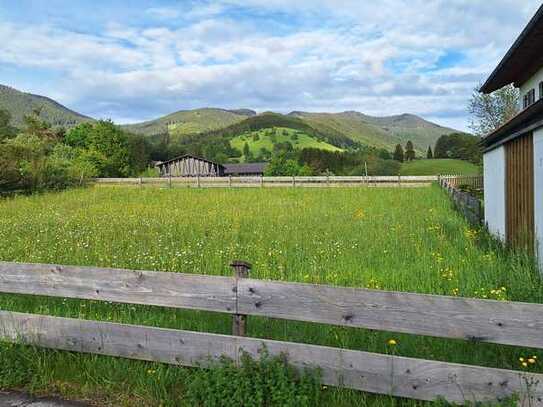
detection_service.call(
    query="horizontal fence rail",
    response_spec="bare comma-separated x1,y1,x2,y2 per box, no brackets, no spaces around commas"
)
95,175,438,188
0,311,541,405
0,261,542,405
2,262,543,348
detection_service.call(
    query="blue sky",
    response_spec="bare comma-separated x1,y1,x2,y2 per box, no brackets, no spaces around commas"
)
0,0,541,131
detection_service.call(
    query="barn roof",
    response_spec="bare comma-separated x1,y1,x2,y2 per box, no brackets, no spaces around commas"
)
223,163,268,174
156,154,220,166
480,99,543,151
480,4,543,94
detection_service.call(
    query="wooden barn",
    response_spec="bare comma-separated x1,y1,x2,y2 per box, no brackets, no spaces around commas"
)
156,155,267,177
156,155,223,177
480,4,543,271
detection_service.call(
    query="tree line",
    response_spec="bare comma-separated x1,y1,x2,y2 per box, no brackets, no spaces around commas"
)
391,134,482,165
0,110,150,194
0,106,485,193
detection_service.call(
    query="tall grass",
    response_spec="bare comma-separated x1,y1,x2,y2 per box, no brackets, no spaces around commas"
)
0,185,540,406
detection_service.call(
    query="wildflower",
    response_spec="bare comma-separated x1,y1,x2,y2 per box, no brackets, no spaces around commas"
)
522,362,528,368
528,358,536,365
353,209,365,220
387,339,397,346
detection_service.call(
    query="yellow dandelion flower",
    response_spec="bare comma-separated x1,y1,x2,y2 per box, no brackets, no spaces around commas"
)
387,339,397,346
528,358,536,364
522,362,528,368
519,357,525,362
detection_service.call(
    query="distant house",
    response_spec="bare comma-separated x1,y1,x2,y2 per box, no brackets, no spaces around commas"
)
156,155,268,177
479,5,543,271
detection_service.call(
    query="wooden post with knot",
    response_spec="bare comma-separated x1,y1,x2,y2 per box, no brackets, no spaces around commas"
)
231,260,251,336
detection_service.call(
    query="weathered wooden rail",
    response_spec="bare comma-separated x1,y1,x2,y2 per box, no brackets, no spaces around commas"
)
96,175,438,188
439,175,484,225
0,261,542,405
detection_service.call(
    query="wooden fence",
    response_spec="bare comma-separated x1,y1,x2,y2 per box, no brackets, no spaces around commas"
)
439,175,484,190
95,175,438,188
439,175,484,226
0,261,542,405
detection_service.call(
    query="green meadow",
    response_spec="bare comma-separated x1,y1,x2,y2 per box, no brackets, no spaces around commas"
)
230,127,342,157
0,185,540,406
400,159,480,176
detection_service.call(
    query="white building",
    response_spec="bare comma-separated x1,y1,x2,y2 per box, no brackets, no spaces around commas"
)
480,5,543,271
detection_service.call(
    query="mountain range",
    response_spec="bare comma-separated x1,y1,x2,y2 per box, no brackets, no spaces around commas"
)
0,85,92,128
0,84,461,152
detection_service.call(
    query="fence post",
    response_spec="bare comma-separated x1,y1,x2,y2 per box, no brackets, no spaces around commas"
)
168,174,172,189
327,174,330,187
292,176,296,187
229,175,232,188
139,177,143,188
231,260,251,337
197,174,200,188
260,175,264,187
398,175,401,187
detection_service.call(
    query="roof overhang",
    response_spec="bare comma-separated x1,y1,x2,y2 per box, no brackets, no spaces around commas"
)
480,5,543,94
480,99,543,152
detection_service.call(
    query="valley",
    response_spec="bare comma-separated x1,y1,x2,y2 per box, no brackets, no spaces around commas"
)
0,84,461,154
0,84,480,179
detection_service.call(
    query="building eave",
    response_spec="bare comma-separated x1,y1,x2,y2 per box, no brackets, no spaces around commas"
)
480,5,543,94
481,99,543,152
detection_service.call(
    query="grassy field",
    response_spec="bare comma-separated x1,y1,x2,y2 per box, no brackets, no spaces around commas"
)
230,127,342,157
0,185,541,406
400,159,480,176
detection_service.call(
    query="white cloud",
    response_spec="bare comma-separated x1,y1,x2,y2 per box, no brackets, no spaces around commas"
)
146,7,182,20
0,0,541,131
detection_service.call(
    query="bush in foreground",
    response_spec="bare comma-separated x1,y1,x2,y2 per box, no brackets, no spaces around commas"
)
185,349,321,407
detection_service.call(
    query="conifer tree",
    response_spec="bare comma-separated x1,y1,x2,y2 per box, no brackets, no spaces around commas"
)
405,140,416,161
393,144,404,162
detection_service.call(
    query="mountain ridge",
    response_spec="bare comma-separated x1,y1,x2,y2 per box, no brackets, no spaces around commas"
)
0,84,462,151
0,84,93,128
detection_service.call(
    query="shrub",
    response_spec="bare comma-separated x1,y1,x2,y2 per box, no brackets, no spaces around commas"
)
185,349,321,407
0,343,36,388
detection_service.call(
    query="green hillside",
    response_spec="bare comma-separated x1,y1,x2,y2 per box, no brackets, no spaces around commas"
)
289,111,459,153
400,159,480,176
123,108,253,138
0,84,93,128
0,84,463,154
231,127,342,157
180,112,359,150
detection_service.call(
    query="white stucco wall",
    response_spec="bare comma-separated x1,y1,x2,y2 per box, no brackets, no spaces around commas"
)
534,128,543,272
484,146,507,240
520,66,543,109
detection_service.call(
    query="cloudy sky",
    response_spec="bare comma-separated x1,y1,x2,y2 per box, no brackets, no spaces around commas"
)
0,0,541,130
